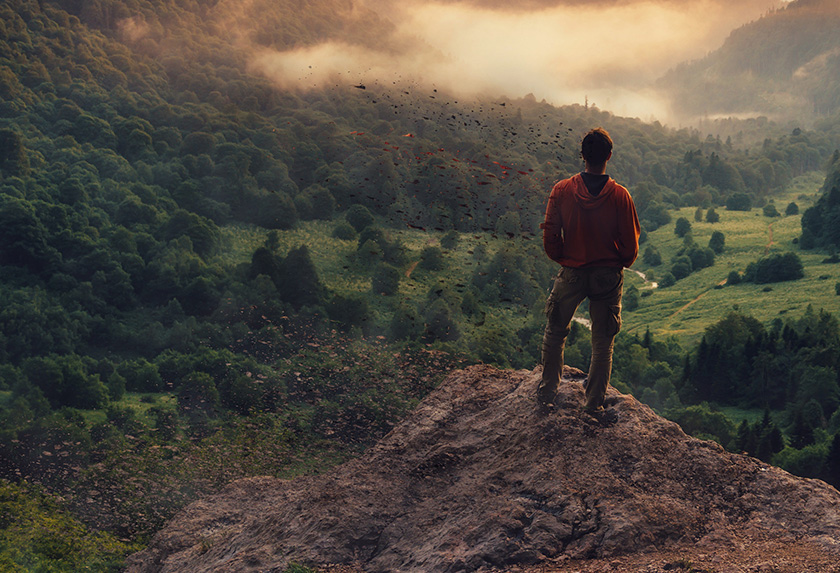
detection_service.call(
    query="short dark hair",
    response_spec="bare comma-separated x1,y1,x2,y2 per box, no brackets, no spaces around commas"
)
581,128,613,166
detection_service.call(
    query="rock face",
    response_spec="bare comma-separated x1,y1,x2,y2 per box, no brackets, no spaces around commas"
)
127,365,840,572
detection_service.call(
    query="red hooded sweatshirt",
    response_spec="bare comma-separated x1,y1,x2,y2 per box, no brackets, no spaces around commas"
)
541,173,640,269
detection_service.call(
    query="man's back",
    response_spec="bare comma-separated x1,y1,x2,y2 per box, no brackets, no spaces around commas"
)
542,173,639,269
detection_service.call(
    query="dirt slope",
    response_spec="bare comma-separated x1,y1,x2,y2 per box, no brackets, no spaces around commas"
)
126,365,840,572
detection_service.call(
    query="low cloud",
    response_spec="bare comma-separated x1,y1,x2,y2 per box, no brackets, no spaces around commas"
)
249,0,786,122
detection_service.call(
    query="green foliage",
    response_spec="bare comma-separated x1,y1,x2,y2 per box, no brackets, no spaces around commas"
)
371,263,400,296
708,230,725,254
331,221,357,241
762,202,781,217
642,245,662,266
668,403,736,449
743,252,804,283
674,217,692,238
419,246,446,271
345,204,374,232
0,0,838,556
726,192,753,211
705,207,719,223
0,480,141,571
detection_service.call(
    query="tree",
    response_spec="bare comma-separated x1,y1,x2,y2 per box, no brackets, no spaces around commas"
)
762,202,780,217
0,128,29,176
372,263,400,296
785,202,799,216
390,303,422,341
706,207,719,223
694,207,703,222
332,221,357,240
440,230,459,249
278,245,325,307
345,204,374,231
726,192,752,211
643,246,662,266
423,299,460,342
744,252,804,283
419,246,446,271
708,231,725,254
674,217,692,238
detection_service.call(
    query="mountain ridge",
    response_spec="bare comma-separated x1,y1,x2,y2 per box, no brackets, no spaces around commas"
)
126,365,840,572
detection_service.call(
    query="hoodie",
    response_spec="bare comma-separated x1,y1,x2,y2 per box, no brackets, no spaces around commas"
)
541,173,640,269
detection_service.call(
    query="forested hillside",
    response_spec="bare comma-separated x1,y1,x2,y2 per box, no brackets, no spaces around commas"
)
659,0,840,121
2,0,840,569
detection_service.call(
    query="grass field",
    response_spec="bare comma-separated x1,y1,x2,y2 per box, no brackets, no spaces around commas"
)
624,173,838,346
217,171,836,350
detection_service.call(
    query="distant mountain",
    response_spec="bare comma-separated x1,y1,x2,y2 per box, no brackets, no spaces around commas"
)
659,0,840,122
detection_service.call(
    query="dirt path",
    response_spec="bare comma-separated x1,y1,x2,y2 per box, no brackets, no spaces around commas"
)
404,260,419,278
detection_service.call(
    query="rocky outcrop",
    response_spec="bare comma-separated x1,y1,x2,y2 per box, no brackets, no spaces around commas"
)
127,365,840,572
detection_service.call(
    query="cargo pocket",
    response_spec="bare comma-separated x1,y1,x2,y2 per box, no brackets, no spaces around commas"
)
591,302,622,338
608,303,622,336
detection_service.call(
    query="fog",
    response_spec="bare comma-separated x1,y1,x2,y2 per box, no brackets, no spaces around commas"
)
249,0,788,123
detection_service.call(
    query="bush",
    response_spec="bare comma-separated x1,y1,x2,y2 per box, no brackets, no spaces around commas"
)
332,221,357,241
706,207,719,223
440,230,459,249
786,202,799,215
708,231,725,254
419,246,446,271
642,246,662,266
727,270,742,285
762,203,780,217
726,192,752,211
743,252,804,283
345,204,374,231
372,263,400,295
674,217,691,238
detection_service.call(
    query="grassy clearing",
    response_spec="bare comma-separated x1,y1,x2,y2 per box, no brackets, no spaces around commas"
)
79,392,178,427
218,171,834,350
625,175,837,346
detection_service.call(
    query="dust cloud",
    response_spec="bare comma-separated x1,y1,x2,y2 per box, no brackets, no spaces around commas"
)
249,0,788,123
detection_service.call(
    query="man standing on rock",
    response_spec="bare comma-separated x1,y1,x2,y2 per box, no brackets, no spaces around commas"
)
538,128,640,413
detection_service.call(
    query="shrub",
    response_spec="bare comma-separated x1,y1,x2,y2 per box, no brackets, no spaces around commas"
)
440,230,459,249
785,201,799,215
706,207,720,223
372,263,400,296
674,217,691,238
419,246,445,271
743,252,804,283
708,231,725,254
762,203,780,217
726,192,752,211
345,204,374,231
332,221,357,240
642,246,662,266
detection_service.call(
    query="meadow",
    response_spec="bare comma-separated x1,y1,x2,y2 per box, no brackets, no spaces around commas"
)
217,171,834,354
626,172,836,346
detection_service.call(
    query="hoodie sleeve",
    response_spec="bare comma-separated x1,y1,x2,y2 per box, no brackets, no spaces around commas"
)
616,188,641,268
541,183,564,264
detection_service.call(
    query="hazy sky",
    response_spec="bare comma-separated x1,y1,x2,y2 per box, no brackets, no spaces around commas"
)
250,0,790,122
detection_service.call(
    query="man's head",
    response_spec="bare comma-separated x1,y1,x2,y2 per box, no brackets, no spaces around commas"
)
581,128,613,171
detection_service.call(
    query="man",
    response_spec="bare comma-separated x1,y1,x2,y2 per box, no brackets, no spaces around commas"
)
538,128,640,413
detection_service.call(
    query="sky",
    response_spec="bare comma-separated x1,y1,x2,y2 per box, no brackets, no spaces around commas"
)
249,0,791,123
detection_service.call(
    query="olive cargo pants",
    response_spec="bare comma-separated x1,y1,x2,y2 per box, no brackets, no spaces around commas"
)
540,266,623,410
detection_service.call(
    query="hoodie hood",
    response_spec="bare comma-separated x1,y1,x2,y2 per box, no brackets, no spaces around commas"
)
572,173,619,210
